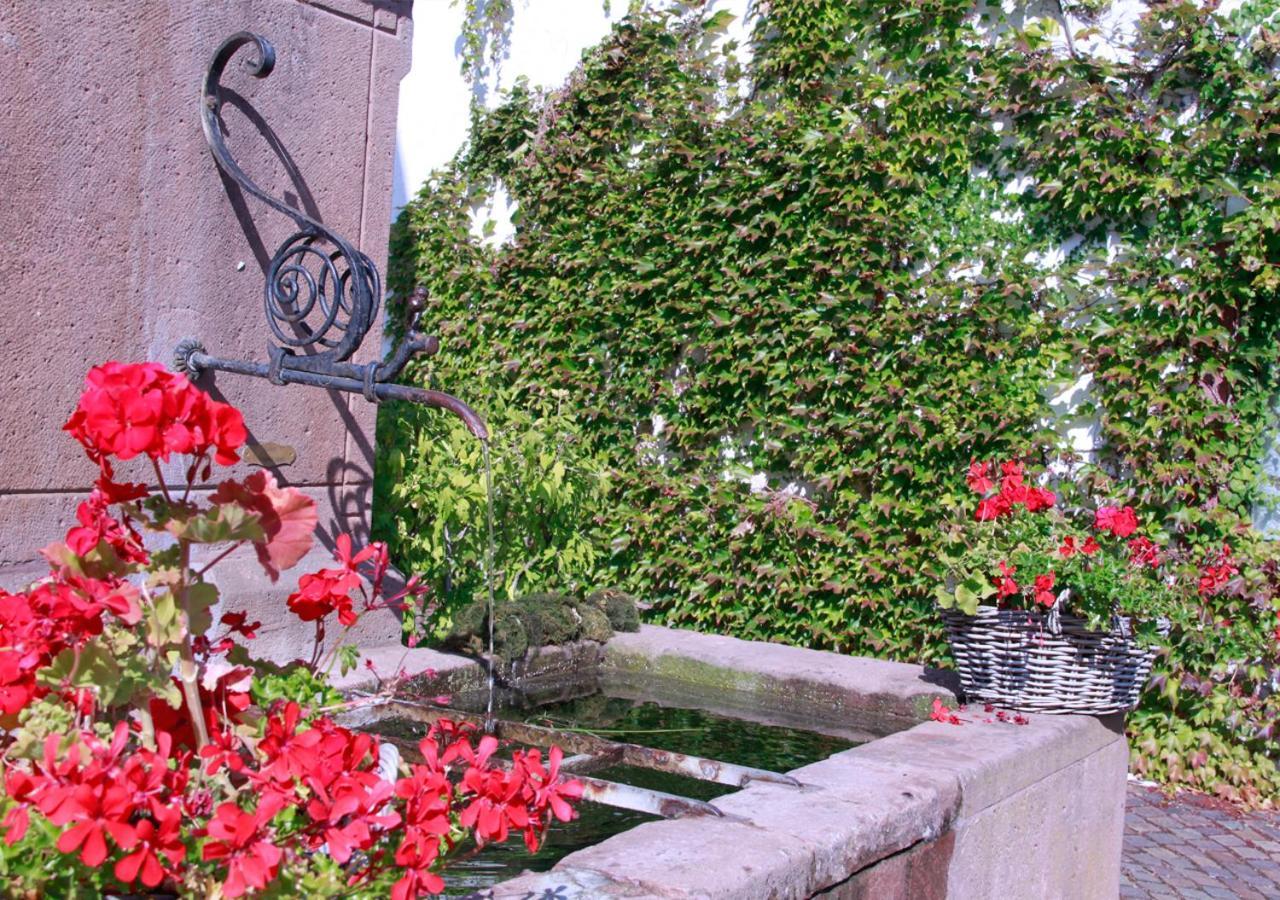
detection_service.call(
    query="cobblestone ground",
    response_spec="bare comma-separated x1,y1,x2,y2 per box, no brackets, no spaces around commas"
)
1122,781,1280,899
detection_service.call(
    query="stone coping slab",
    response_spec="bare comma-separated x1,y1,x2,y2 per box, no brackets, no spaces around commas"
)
602,626,958,735
489,714,1121,898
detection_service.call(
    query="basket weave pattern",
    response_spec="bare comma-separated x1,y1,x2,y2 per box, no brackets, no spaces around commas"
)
941,606,1155,715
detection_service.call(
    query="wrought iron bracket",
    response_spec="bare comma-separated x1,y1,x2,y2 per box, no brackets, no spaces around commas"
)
176,32,487,441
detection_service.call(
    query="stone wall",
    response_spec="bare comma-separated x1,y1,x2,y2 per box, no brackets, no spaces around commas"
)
0,0,413,653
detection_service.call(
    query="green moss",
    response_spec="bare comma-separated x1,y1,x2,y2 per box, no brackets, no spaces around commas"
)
575,603,614,643
515,592,581,646
587,589,640,633
442,591,625,665
441,598,488,655
605,647,762,696
492,605,529,664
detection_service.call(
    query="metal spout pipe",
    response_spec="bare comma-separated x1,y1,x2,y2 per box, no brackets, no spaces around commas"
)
183,349,489,441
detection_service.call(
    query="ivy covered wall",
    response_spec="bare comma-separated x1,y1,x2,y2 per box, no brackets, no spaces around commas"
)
377,0,1280,801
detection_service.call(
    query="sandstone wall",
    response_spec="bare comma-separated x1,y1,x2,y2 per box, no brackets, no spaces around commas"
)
0,0,414,651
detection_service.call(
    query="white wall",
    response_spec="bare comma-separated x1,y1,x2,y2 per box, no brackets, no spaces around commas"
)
392,0,756,220
392,0,630,219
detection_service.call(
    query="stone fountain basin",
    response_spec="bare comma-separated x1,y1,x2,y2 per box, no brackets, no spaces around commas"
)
341,626,1127,899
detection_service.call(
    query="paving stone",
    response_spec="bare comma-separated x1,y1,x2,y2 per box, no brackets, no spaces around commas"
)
1121,783,1280,900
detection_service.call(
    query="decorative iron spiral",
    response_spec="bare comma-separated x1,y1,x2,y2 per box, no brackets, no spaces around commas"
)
202,32,381,363
264,232,380,351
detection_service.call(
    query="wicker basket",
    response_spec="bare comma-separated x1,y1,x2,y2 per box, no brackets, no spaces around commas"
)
940,606,1155,715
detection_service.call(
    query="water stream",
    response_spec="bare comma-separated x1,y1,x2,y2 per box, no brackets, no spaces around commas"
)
481,439,498,729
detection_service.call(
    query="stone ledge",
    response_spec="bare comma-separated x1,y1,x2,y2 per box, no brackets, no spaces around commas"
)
522,751,961,899
846,712,1124,819
604,625,958,732
490,718,1125,899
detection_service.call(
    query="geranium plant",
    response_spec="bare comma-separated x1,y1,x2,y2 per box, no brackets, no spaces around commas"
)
935,460,1238,642
0,362,581,897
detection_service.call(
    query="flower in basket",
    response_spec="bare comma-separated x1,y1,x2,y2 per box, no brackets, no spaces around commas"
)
0,362,582,898
936,459,1230,642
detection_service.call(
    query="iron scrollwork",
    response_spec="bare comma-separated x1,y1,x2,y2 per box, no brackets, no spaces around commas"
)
176,32,487,441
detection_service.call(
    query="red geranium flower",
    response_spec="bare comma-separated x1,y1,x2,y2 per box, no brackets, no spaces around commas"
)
55,782,137,867
65,489,149,565
1094,505,1139,538
257,702,325,783
64,362,246,468
201,803,282,899
966,460,995,494
975,495,1010,521
286,568,360,626
1198,544,1237,597
113,807,184,888
1000,460,1024,489
930,697,962,725
1034,572,1056,606
995,561,1018,598
1022,487,1056,512
1128,536,1160,568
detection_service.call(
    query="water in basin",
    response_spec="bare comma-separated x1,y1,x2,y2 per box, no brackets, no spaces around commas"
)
367,689,857,896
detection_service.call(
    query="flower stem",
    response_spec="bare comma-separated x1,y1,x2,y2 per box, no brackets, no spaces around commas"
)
151,458,174,504
198,541,245,578
320,623,357,680
177,540,210,750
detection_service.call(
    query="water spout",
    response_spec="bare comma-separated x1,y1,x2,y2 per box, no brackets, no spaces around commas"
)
379,384,489,443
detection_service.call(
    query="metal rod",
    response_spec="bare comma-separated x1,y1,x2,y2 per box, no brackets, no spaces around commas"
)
558,748,624,775
375,725,722,819
189,351,489,441
188,34,487,444
572,774,724,819
382,699,802,790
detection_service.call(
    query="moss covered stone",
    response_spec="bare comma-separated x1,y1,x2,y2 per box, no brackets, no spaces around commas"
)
441,590,630,664
588,589,640,633
516,592,581,647
575,602,614,643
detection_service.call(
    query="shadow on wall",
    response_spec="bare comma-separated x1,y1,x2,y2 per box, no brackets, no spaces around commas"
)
201,76,379,556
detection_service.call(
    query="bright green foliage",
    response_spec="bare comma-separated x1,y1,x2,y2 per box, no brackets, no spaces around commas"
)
374,388,608,633
381,0,1280,800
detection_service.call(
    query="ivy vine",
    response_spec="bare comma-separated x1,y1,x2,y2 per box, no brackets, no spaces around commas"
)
380,0,1280,801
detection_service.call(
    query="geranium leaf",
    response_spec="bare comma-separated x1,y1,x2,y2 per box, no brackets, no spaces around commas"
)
210,471,317,581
